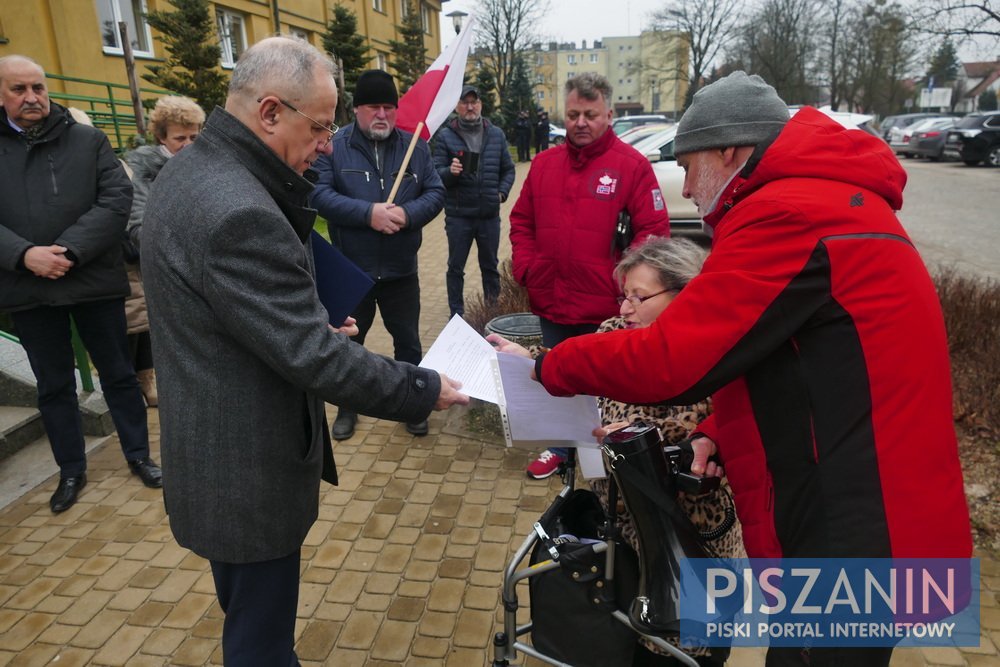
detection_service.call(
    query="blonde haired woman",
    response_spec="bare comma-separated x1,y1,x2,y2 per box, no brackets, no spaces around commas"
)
123,95,205,405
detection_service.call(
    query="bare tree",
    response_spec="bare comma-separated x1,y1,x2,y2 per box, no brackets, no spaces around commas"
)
913,0,1000,41
476,0,549,100
734,0,823,104
649,0,743,107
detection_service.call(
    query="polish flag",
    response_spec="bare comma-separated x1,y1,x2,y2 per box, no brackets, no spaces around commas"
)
396,15,476,140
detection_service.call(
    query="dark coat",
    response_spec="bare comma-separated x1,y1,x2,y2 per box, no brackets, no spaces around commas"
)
432,118,515,219
309,123,445,281
0,103,133,311
143,108,441,563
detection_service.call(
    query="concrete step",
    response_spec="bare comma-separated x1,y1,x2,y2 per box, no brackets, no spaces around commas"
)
0,405,46,461
0,431,109,510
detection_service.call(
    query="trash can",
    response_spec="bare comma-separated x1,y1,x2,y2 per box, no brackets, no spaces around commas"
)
485,313,542,349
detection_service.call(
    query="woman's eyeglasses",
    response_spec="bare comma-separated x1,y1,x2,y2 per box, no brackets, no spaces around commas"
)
616,288,672,307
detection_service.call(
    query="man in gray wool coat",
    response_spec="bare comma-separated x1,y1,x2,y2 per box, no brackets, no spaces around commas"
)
142,37,467,665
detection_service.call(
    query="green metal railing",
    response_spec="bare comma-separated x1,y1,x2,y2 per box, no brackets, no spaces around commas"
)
0,325,96,393
45,73,169,152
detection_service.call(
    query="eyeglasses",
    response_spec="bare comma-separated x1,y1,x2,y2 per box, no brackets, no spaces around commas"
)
616,288,672,307
258,96,339,147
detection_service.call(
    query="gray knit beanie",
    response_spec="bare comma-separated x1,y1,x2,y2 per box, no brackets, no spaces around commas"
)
674,71,789,155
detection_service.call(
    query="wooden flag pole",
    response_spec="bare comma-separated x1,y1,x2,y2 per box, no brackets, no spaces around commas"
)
386,121,424,204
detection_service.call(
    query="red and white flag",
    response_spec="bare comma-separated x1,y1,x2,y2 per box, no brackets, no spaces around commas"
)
396,15,477,140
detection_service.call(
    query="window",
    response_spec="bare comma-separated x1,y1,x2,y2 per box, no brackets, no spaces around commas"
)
421,4,432,34
376,53,388,70
567,71,575,80
373,0,384,12
538,91,544,100
401,0,410,16
567,55,576,65
590,53,598,63
95,0,153,56
217,8,248,69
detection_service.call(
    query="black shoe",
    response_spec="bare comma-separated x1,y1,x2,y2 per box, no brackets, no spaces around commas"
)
50,474,86,513
128,458,163,488
332,411,357,440
405,419,428,436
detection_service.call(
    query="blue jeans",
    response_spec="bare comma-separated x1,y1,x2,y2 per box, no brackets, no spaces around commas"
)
539,317,599,458
353,274,423,365
211,549,302,667
445,215,501,318
12,298,150,477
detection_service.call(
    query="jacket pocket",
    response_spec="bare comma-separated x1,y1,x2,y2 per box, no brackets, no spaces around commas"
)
340,168,371,183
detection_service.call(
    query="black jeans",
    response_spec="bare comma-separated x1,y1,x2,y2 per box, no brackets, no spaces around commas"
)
12,298,149,477
210,549,302,667
445,215,501,318
353,273,423,365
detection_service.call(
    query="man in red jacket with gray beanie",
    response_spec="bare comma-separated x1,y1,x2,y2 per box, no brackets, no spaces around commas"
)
533,71,972,667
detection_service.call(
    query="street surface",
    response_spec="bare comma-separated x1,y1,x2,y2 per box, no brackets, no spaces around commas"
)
897,159,1000,281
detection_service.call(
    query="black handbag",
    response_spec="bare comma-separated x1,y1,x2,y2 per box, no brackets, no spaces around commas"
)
528,489,640,667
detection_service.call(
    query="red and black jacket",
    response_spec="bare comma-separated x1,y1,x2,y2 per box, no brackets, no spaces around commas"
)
538,108,972,560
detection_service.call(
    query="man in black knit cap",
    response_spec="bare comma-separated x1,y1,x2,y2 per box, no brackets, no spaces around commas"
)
311,70,445,440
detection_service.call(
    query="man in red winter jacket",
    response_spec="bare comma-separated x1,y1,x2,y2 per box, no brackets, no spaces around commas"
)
510,72,669,479
534,72,972,667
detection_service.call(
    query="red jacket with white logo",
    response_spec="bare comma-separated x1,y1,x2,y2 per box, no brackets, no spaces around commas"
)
510,129,670,325
538,108,972,560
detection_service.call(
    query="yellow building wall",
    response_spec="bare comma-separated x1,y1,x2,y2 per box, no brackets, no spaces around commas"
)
0,0,442,100
639,30,689,116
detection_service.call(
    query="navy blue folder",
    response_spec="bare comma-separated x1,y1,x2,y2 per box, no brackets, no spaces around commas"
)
310,230,374,326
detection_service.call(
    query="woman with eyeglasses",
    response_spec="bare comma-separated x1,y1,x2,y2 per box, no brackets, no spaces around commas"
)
488,235,743,666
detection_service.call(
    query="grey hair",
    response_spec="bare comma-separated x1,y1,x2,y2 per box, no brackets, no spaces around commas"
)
0,54,44,83
614,236,707,293
565,72,613,105
228,36,336,103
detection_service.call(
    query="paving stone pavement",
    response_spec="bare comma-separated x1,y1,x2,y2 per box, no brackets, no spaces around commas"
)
1,162,998,666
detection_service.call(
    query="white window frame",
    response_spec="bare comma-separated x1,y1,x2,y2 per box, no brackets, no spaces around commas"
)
567,54,576,65
376,53,388,70
96,0,154,57
374,0,385,13
217,8,248,69
420,4,432,35
400,0,411,16
590,53,598,63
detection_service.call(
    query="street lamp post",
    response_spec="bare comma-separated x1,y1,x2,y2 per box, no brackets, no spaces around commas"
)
446,10,468,35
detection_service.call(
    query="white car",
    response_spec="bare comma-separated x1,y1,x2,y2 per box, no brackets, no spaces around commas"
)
548,124,566,146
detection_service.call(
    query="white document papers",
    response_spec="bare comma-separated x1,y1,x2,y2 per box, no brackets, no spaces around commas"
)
493,352,601,449
419,315,500,403
420,315,603,455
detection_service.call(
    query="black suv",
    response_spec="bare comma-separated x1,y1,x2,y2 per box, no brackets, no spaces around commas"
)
943,111,1000,166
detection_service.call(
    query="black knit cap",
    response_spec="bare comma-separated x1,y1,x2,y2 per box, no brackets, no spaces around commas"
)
353,70,399,108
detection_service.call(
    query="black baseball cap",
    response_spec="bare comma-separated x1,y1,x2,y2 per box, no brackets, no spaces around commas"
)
460,84,480,100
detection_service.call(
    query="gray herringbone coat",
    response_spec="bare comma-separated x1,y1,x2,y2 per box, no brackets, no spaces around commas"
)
143,109,440,563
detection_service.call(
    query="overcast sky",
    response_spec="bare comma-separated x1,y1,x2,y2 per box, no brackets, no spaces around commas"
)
439,0,665,50
439,1,999,62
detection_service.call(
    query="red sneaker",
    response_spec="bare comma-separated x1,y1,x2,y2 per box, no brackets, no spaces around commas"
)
526,450,566,479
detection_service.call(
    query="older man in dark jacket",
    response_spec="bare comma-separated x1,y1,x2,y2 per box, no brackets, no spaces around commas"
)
142,38,466,665
310,70,445,440
433,84,515,319
0,54,160,514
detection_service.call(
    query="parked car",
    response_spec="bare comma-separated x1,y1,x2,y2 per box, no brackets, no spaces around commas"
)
612,114,669,135
879,113,940,141
618,122,673,146
943,111,1000,166
548,124,565,146
901,117,957,161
